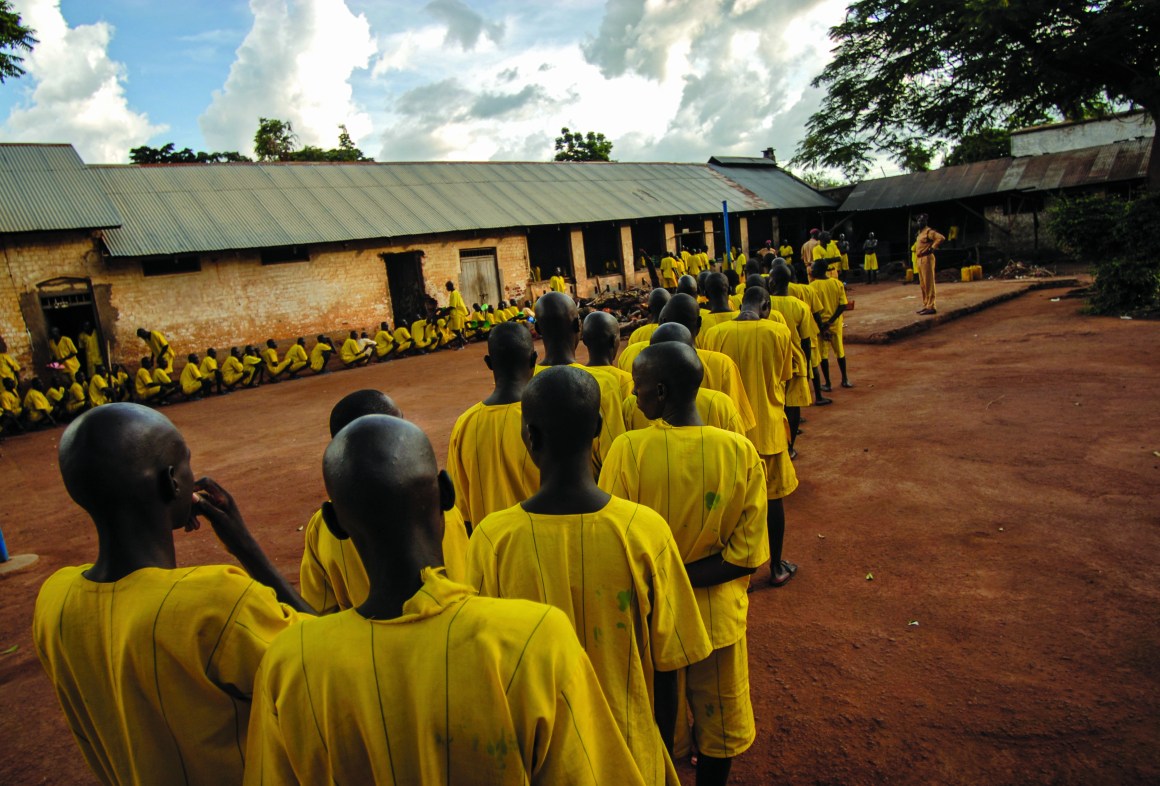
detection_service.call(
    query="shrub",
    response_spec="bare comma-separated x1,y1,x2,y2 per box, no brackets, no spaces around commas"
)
1047,194,1128,259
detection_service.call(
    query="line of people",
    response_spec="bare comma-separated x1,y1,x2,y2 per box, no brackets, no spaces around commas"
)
32,253,856,786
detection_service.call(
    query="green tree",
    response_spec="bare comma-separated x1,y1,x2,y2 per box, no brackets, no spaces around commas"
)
553,127,613,162
897,140,936,173
944,129,1012,167
129,143,251,164
793,1,1160,181
254,117,298,161
0,0,36,83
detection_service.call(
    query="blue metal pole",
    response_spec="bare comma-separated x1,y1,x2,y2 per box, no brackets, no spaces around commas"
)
0,524,9,562
722,201,732,268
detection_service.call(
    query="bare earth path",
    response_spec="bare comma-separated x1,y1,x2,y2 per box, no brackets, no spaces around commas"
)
1,288,1158,785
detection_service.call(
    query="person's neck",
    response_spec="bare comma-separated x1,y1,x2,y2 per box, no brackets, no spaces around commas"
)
661,400,703,427
539,339,576,366
483,375,526,406
84,517,177,582
736,309,761,321
522,452,609,515
708,295,731,313
772,286,788,297
358,539,441,620
585,349,614,367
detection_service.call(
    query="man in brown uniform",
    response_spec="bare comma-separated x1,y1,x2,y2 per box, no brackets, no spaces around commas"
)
914,214,946,315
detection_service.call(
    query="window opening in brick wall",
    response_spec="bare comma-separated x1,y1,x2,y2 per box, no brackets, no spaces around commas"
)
142,256,201,276
261,245,311,265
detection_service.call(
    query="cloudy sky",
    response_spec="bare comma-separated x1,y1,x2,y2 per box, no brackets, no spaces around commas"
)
0,0,849,166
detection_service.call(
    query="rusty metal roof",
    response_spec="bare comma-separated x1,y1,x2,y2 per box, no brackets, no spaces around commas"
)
90,160,788,258
838,138,1153,212
708,157,836,209
0,144,122,233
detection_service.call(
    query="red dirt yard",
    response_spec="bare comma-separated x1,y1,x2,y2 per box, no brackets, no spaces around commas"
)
1,284,1158,785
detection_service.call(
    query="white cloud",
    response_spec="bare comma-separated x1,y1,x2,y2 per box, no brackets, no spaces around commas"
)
0,0,164,163
199,0,377,155
425,0,504,50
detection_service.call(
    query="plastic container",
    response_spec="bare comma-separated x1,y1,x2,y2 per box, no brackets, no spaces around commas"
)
905,269,915,282
961,267,972,282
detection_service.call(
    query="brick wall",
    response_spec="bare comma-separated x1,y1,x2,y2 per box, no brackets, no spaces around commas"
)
0,229,531,376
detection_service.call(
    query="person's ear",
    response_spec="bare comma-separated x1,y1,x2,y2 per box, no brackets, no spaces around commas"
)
437,469,455,511
484,355,493,371
592,412,603,440
161,466,180,502
696,316,703,332
524,420,540,455
321,500,349,540
528,350,538,368
655,382,667,404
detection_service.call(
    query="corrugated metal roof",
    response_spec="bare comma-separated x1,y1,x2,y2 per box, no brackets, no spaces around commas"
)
707,157,836,209
90,160,783,258
0,144,122,233
838,138,1153,212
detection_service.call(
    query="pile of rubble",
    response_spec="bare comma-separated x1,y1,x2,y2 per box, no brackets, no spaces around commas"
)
997,261,1055,279
579,286,651,336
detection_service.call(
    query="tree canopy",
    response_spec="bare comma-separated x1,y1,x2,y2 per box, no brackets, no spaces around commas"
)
129,143,251,164
255,119,372,162
944,129,1012,167
553,127,613,162
0,0,36,83
793,0,1160,180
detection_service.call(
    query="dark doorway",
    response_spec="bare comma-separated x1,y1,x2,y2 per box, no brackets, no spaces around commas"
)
382,251,427,329
36,278,106,378
629,221,666,260
527,226,573,281
582,223,621,277
747,212,775,253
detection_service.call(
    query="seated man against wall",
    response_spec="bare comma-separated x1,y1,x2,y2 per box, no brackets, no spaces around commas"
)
283,338,309,376
340,331,373,368
309,335,335,373
373,322,396,361
261,339,292,382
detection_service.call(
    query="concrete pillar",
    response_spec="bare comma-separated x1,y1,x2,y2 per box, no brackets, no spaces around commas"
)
739,216,749,255
619,225,637,287
663,222,676,254
569,228,587,296
771,214,781,245
703,218,715,259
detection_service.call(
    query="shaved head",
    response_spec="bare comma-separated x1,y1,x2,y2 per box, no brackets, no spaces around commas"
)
636,343,703,398
59,403,191,529
676,275,698,297
742,286,771,313
745,274,766,291
534,291,580,342
646,288,671,319
770,262,791,291
523,366,602,457
487,321,535,372
705,272,728,298
322,415,445,559
659,293,701,337
329,390,402,437
649,322,695,348
582,311,620,361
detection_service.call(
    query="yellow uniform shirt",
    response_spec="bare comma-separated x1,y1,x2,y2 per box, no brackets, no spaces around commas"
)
88,374,110,407
373,329,394,357
468,498,713,786
221,356,245,385
598,424,770,648
339,337,365,363
241,355,261,384
65,381,86,414
0,352,20,381
179,362,204,395
308,342,331,372
626,322,658,348
788,283,822,335
769,295,813,378
590,363,633,400
33,564,301,786
695,311,738,348
153,367,173,387
779,243,794,260
621,388,745,435
299,507,469,615
0,388,21,415
812,241,842,276
50,335,81,376
659,256,677,285
700,320,793,455
134,367,155,399
78,330,101,376
446,401,540,527
24,388,52,420
549,275,567,292
198,355,218,377
447,290,469,330
533,363,626,469
810,277,848,329
245,570,642,786
410,320,433,349
283,343,308,371
261,347,283,374
146,330,173,371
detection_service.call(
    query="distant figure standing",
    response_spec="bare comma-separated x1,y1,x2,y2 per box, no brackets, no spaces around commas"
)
862,233,879,284
549,267,568,293
914,214,946,315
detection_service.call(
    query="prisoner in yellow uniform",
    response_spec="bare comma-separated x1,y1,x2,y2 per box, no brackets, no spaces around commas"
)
812,235,843,278
810,268,849,362
78,325,101,379
88,370,110,407
409,317,435,351
445,282,469,332
696,309,737,345
24,383,54,423
261,341,291,379
179,359,206,396
534,362,625,469
283,340,308,373
447,401,539,528
50,330,81,380
549,272,568,292
134,364,157,401
0,345,21,384
659,254,678,287
299,505,468,615
221,351,246,387
0,379,22,426
241,348,263,385
470,497,710,786
65,377,87,415
621,387,744,434
699,291,797,502
246,570,641,786
778,241,794,261
768,292,814,408
373,323,395,359
599,419,769,762
34,564,302,786
137,328,174,374
309,336,333,372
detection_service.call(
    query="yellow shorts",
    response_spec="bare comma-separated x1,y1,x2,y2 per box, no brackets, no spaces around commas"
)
827,262,839,279
840,254,849,271
810,338,821,368
785,375,812,407
864,253,878,271
819,325,845,360
686,636,755,759
762,450,798,500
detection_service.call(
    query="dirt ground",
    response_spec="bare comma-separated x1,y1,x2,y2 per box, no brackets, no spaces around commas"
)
2,284,1159,785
